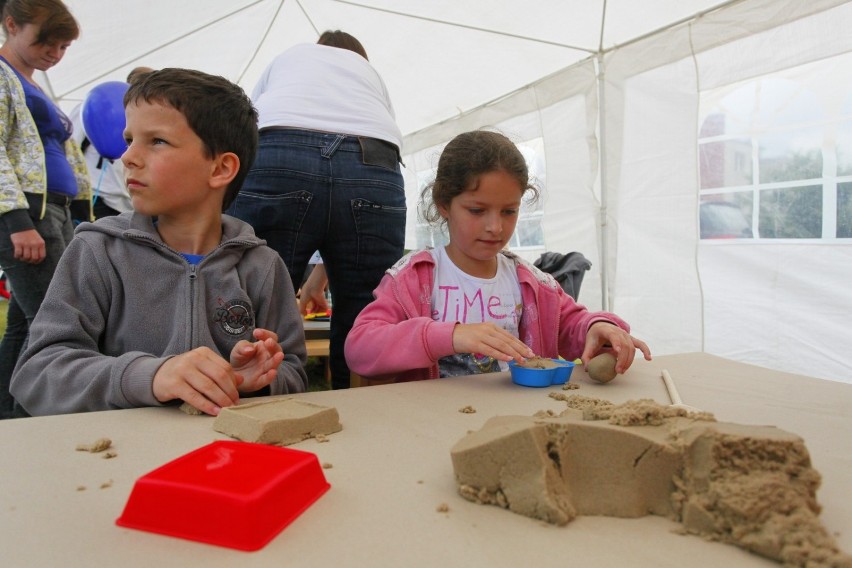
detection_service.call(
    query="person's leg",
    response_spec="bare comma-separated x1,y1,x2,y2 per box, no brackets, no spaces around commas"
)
322,138,406,389
0,294,27,417
0,203,74,418
226,130,331,293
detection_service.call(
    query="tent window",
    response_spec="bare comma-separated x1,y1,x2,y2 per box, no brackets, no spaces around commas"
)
698,53,852,240
758,185,822,238
838,182,852,238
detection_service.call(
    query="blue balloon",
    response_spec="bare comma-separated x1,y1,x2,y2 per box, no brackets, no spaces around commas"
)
81,81,129,160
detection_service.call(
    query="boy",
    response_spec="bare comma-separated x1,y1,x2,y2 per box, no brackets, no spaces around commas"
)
10,68,308,416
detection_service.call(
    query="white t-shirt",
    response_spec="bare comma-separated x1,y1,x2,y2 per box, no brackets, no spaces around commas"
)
429,248,523,376
69,104,132,213
252,43,402,150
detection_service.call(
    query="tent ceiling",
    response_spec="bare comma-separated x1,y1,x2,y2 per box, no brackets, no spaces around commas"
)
44,0,731,136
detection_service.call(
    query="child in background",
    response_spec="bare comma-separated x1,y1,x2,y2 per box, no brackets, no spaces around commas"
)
11,68,307,416
345,130,651,382
68,66,155,219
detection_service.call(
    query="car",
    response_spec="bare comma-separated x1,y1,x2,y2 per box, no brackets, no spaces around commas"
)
700,201,753,239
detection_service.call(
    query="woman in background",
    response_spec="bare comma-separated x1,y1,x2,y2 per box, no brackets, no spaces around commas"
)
0,0,91,418
228,30,405,390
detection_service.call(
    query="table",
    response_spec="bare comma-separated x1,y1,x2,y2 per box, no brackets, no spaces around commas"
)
1,354,850,567
302,319,332,386
302,319,330,341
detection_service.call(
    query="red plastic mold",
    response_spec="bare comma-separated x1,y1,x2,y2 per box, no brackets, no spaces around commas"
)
116,440,330,550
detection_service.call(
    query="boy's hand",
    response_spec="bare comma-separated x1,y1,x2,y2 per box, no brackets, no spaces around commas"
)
452,323,534,363
230,328,285,392
581,322,652,374
152,346,242,416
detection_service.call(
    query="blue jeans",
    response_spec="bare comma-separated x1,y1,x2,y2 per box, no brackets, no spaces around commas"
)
227,129,406,389
0,202,75,418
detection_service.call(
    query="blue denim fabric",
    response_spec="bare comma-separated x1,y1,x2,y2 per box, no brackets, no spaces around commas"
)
227,129,406,389
0,203,75,418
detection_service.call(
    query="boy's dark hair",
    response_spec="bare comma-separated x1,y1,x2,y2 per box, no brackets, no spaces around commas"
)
123,68,258,210
420,130,539,225
0,0,79,44
317,29,368,60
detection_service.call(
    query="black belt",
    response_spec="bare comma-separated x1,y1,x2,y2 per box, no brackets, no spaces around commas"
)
259,126,302,134
45,192,73,207
259,127,401,167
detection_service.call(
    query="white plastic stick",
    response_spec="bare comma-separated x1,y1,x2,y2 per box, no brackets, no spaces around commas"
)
661,369,683,406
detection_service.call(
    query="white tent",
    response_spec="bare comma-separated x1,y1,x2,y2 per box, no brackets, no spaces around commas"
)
41,0,852,383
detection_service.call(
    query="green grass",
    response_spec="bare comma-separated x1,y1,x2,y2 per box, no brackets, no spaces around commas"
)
0,298,6,337
305,357,330,391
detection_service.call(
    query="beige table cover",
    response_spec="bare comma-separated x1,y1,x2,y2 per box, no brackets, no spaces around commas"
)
1,353,850,567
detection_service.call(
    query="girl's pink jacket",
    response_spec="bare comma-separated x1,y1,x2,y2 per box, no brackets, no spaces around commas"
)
345,249,630,382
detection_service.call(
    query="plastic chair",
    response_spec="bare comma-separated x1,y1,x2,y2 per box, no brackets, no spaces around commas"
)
533,252,591,300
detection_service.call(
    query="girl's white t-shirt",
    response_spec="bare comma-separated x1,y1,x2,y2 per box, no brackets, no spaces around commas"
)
429,247,523,377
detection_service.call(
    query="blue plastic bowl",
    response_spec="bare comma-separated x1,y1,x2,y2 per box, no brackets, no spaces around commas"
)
550,359,575,385
509,359,575,387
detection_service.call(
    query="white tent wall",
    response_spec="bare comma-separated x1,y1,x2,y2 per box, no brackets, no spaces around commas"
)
606,0,852,384
402,0,852,383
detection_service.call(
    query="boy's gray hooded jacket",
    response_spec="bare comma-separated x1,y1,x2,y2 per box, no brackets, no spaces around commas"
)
11,213,308,416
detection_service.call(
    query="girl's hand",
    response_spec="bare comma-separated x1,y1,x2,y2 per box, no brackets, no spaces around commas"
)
581,322,652,374
230,328,285,392
452,323,534,362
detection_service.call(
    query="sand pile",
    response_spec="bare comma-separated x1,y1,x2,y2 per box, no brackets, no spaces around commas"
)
451,395,850,566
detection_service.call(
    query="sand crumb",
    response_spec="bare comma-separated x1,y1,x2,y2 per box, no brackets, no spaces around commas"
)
548,394,716,424
459,405,476,414
179,402,204,415
100,480,113,489
315,433,329,443
75,438,112,453
322,462,333,469
76,486,86,491
436,503,450,513
101,451,117,459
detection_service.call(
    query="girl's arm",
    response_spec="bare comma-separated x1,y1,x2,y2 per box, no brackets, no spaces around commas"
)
345,275,456,377
581,321,652,374
555,287,631,361
554,289,651,373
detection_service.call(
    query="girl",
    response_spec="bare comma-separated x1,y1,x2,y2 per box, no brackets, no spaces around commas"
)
345,130,651,382
0,0,91,418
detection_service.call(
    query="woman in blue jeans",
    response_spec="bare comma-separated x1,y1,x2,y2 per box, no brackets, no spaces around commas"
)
228,30,405,390
0,0,91,418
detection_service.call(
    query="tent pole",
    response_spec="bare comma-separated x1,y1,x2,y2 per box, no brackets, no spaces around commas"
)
596,52,610,312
